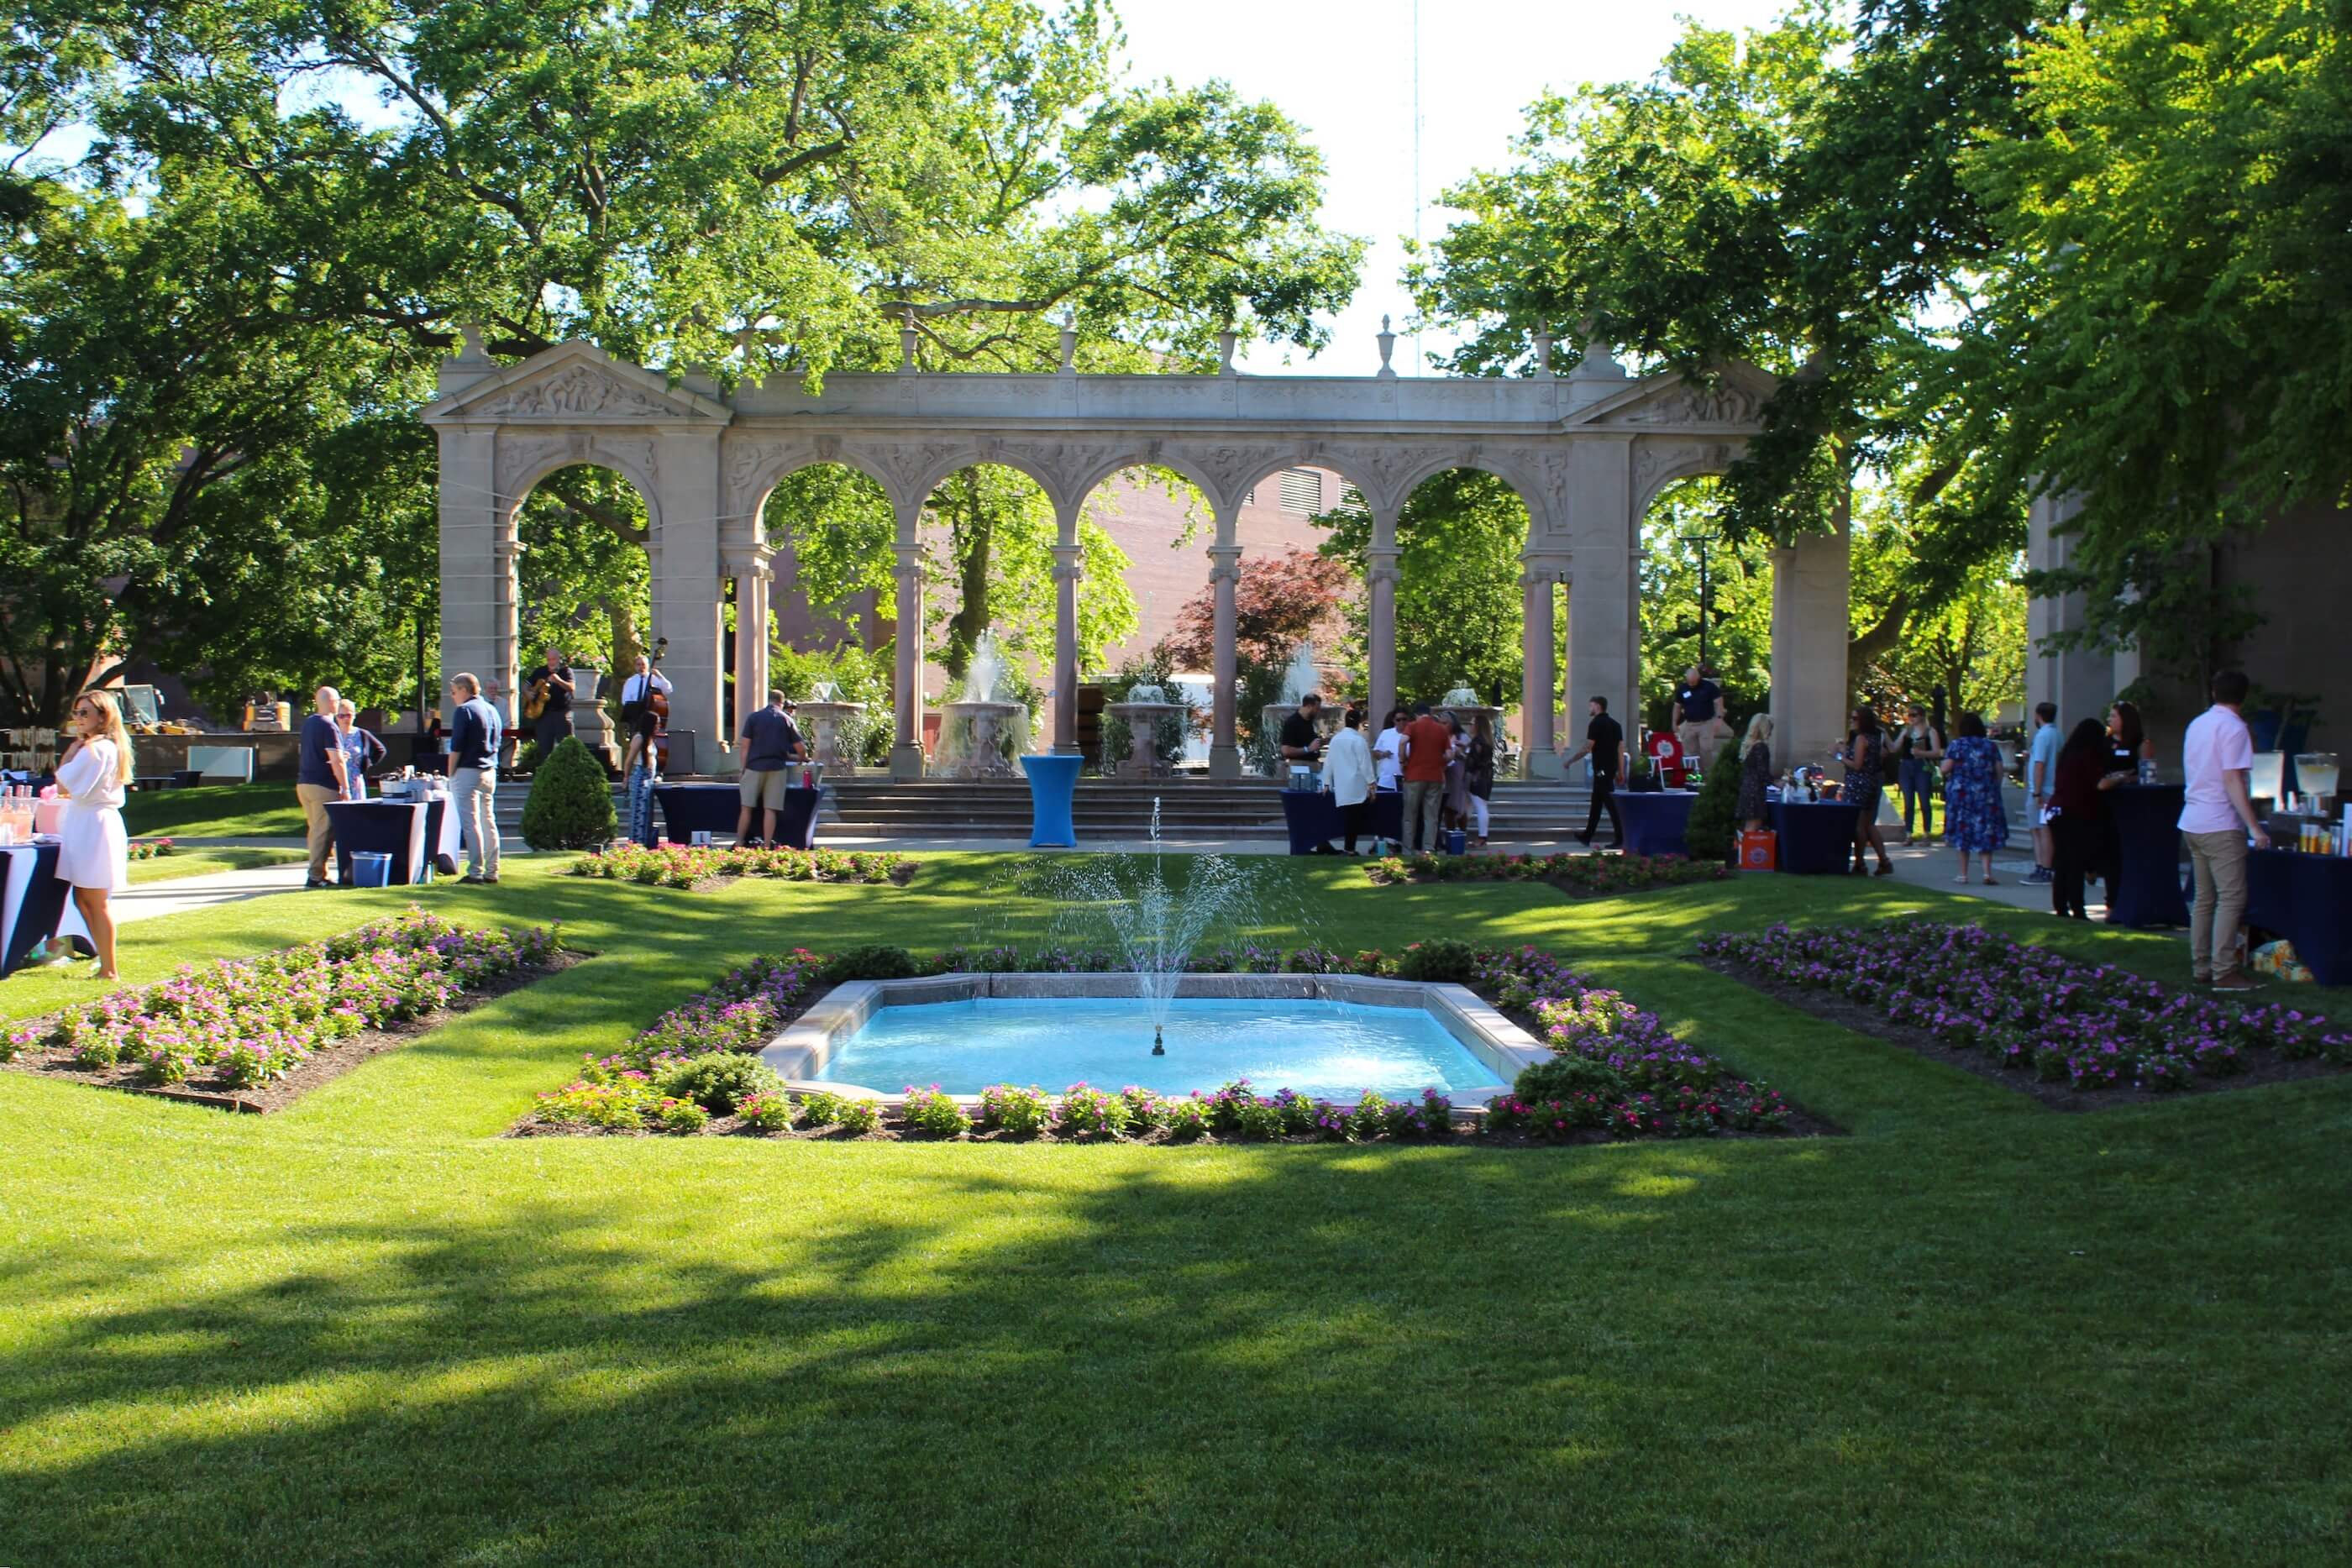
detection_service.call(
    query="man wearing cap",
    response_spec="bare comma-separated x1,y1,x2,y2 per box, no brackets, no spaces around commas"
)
734,690,807,847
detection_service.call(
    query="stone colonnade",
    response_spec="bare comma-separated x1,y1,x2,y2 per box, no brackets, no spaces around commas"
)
423,337,1853,775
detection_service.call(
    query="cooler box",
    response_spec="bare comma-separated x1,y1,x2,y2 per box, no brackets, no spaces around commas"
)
1445,829,1467,856
351,851,393,889
1737,829,1777,873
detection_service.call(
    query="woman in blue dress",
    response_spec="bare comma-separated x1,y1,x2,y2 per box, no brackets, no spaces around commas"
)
1942,711,2008,884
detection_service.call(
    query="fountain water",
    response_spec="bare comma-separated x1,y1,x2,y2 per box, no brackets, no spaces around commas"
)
1044,798,1265,1055
930,630,1029,779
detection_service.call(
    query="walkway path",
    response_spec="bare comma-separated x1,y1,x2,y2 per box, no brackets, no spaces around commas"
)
113,862,313,925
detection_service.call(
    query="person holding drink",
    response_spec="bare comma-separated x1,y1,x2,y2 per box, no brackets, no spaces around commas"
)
54,689,134,980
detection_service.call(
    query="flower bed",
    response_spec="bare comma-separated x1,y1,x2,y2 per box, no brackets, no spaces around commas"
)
126,837,175,862
564,842,916,889
515,943,1803,1145
1701,919,2352,1105
1,907,569,1111
1365,850,1730,896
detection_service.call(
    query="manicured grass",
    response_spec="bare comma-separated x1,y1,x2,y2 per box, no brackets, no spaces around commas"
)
126,844,308,884
3,858,2348,1565
120,781,307,838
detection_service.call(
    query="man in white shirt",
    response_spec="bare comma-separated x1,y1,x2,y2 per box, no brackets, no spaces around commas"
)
617,654,671,716
2177,670,2271,990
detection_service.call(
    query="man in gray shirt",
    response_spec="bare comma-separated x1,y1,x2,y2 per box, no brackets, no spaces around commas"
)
734,690,807,847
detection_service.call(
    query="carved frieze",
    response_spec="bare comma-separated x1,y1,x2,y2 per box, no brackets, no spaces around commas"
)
473,364,683,421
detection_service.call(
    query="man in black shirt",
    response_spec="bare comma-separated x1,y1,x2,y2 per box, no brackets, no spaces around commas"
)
1561,695,1627,848
1673,664,1725,773
1278,693,1336,852
528,648,575,752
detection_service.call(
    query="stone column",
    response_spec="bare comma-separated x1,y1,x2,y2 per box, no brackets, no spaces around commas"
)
1207,543,1243,779
652,432,725,767
1769,509,1854,770
1052,541,1083,753
1520,565,1562,777
890,537,926,780
1367,540,1400,723
1564,439,1635,754
2025,490,2113,724
434,428,511,731
729,548,771,736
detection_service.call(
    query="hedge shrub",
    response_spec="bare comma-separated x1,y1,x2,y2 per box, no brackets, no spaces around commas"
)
521,737,617,850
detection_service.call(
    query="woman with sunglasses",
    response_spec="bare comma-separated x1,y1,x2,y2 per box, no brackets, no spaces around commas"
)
55,689,134,979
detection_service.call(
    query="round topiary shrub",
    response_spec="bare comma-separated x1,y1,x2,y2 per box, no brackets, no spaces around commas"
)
521,737,617,850
656,1051,785,1114
1397,937,1481,984
1513,1054,1631,1103
824,945,921,983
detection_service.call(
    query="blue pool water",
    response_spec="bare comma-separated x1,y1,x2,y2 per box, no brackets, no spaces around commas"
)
816,997,1507,1099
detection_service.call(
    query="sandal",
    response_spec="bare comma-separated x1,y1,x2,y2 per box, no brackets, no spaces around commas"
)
1875,862,1894,876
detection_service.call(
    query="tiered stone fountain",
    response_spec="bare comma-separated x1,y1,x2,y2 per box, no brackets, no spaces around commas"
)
1437,685,1504,743
1102,682,1185,779
795,680,868,775
1258,642,1341,778
930,631,1027,780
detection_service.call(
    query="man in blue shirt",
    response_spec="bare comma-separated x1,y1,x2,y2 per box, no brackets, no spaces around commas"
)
2026,701,2060,884
734,690,807,847
448,672,505,883
296,684,348,888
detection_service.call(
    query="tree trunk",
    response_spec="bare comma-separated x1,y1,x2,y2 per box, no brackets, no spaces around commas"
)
943,475,993,684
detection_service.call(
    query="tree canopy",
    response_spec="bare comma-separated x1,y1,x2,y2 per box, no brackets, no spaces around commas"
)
0,0,1361,721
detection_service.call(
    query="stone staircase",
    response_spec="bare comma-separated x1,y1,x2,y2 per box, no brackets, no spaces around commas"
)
496,774,1601,841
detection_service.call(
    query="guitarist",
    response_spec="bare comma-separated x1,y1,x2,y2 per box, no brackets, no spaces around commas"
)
524,648,575,754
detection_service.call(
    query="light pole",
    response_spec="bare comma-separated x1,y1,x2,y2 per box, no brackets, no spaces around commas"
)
1680,531,1714,672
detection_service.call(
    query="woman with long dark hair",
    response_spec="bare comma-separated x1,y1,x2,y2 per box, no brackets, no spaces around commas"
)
1843,705,1893,875
2050,717,2111,919
1465,714,1496,847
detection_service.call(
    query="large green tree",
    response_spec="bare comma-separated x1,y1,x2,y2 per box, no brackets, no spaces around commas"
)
3,0,1359,721
1958,0,2352,683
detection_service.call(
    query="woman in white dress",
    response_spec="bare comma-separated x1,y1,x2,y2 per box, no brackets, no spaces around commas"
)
55,688,133,980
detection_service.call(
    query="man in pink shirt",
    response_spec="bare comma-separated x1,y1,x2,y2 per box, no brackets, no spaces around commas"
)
2176,670,2271,990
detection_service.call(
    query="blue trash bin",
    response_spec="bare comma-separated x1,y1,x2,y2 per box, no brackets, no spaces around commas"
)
351,851,393,889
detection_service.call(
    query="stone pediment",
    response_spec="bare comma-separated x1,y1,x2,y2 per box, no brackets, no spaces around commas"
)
1571,362,1776,431
423,340,730,426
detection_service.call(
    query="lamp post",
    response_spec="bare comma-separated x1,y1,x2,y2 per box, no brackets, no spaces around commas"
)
1679,531,1714,671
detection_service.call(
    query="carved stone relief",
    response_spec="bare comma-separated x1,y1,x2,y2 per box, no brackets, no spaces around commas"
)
474,363,683,421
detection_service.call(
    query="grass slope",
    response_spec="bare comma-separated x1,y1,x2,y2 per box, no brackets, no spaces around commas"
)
127,845,308,884
121,781,307,838
2,859,2347,1565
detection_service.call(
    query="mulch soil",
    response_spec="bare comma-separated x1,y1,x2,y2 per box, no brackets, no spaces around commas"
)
4,950,584,1114
1699,954,2349,1112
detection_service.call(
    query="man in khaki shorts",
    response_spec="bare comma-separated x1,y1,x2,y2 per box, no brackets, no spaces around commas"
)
733,690,806,847
1672,665,1730,774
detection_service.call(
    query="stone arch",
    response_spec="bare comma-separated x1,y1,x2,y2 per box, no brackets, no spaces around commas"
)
495,433,666,538
1631,438,1744,520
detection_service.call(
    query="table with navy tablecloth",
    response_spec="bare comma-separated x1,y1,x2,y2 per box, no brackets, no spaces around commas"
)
654,783,820,850
1,842,90,978
1280,790,1407,855
326,799,448,886
2104,784,2189,928
2244,848,2352,985
1616,790,1698,857
1769,798,1863,874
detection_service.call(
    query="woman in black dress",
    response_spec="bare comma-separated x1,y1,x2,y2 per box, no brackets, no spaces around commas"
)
1844,705,1894,876
1464,714,1496,847
1737,714,1775,832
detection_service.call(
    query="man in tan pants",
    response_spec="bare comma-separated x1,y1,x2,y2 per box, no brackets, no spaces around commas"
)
294,684,349,888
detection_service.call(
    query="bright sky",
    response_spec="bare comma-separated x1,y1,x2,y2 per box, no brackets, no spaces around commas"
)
1111,0,1791,375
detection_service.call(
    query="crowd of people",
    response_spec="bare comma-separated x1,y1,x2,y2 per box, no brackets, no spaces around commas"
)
1289,694,1496,856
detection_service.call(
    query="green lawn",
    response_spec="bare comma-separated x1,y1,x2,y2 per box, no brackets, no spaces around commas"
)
3,859,2347,1565
126,844,308,884
121,780,307,838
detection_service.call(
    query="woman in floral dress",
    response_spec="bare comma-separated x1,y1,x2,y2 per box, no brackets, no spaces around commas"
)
1942,711,2008,884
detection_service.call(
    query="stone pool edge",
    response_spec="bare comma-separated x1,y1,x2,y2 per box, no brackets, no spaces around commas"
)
758,973,1551,1114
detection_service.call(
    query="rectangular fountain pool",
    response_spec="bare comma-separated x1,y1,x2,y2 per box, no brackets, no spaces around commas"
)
811,996,1513,1100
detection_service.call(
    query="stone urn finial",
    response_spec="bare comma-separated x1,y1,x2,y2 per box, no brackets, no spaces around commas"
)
1376,314,1398,379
